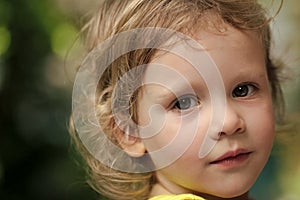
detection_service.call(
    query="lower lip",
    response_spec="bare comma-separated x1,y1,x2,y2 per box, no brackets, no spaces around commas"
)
211,153,251,168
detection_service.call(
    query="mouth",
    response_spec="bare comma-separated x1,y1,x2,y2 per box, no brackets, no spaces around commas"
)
210,149,252,166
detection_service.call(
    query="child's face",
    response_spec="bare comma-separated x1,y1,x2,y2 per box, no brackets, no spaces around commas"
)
137,26,274,198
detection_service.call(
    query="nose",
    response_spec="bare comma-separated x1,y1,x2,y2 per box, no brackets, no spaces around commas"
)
199,101,246,158
218,102,246,137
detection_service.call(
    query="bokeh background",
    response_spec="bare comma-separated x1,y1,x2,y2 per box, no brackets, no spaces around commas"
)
0,0,299,199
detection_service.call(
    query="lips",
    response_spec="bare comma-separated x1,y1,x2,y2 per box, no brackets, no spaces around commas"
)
210,149,252,165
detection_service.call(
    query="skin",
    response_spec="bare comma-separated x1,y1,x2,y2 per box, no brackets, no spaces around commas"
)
132,25,275,199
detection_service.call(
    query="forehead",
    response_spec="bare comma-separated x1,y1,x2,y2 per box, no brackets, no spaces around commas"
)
140,26,266,94
149,26,264,74
195,25,264,56
198,27,265,79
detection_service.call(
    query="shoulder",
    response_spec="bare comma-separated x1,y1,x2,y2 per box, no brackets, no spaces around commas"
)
149,194,205,200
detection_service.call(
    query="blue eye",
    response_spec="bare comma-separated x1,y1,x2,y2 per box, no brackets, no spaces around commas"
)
173,95,199,110
232,84,257,98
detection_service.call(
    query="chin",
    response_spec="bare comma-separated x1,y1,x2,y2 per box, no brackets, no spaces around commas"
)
217,184,251,198
199,181,252,199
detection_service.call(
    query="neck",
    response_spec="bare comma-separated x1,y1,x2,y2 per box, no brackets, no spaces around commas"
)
197,192,251,200
150,183,251,200
150,172,252,200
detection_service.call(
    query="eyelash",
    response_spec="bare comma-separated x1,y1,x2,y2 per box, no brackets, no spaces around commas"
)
171,94,200,111
232,83,258,98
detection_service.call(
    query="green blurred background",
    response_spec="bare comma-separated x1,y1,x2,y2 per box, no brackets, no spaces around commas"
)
0,0,299,199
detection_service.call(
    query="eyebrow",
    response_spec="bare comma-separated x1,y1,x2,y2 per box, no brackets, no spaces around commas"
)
235,70,267,81
143,79,203,104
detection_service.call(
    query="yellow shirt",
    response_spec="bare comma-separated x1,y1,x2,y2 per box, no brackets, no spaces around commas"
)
149,194,205,200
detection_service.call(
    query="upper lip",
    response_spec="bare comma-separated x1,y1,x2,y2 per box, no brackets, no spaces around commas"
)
210,149,251,164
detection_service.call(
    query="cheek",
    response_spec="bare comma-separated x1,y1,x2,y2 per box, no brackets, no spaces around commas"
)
141,116,184,169
142,118,180,151
142,109,210,166
246,101,275,148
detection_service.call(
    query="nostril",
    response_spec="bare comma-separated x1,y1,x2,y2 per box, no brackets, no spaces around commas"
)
236,128,242,133
218,128,243,137
218,132,224,137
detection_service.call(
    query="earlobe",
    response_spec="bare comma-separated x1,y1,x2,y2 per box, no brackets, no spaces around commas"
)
123,137,146,158
114,127,146,158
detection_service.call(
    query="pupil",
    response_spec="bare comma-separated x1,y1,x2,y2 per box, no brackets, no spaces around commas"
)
234,86,248,97
176,98,191,110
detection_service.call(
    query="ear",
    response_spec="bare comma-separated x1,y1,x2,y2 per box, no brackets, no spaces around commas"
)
114,126,146,158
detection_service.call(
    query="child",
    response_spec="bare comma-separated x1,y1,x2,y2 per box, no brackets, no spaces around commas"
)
70,0,284,199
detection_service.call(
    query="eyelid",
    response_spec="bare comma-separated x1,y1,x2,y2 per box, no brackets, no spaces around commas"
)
237,82,259,89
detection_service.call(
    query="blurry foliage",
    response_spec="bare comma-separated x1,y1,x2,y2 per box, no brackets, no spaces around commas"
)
51,23,78,58
0,0,299,200
0,0,97,199
0,26,10,55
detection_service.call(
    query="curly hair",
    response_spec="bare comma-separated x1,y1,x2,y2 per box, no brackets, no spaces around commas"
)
69,0,284,199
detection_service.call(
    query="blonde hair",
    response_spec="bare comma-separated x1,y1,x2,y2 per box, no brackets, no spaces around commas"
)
70,0,284,199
